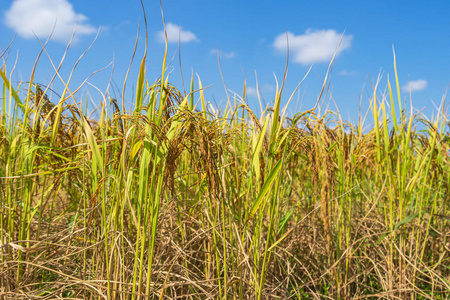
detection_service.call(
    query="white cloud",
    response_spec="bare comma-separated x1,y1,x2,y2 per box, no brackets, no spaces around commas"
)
4,0,96,44
339,69,357,76
246,84,275,97
402,79,428,92
157,23,198,44
210,49,236,58
261,83,275,93
273,29,352,65
247,87,258,97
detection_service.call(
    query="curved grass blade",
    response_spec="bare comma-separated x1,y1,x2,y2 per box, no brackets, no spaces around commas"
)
245,159,282,224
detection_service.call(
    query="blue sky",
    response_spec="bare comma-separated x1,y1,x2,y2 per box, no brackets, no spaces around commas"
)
1,0,449,122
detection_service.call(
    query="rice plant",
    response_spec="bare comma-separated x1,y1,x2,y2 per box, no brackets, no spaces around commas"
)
0,8,449,300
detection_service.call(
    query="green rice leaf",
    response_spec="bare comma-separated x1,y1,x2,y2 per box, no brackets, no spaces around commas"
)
252,117,269,183
83,117,104,175
0,67,26,113
246,159,282,224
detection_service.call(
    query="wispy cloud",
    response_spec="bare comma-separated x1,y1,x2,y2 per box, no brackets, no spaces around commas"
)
210,49,236,58
402,79,428,92
157,23,198,44
247,87,258,97
339,69,357,76
273,29,352,65
246,84,275,97
4,0,96,44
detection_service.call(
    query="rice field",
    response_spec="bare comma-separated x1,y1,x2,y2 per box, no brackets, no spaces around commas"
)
0,12,449,300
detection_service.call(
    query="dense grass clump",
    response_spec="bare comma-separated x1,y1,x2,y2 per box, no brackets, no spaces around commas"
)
1,23,450,299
